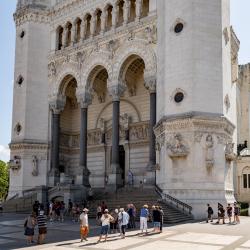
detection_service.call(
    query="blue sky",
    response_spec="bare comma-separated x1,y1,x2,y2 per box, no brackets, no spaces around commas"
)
0,0,250,162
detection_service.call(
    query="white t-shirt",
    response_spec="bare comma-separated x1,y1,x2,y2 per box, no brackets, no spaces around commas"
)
101,214,113,226
80,213,88,226
118,212,130,226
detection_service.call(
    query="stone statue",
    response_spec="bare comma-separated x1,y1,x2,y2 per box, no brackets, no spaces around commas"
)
205,134,214,168
32,155,39,176
225,142,236,162
167,133,189,158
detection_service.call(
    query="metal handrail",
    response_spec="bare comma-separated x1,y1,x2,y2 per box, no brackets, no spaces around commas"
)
155,185,192,215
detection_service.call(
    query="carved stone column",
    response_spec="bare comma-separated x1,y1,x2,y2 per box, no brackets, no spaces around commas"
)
49,95,66,185
77,89,92,187
101,11,107,34
62,24,67,48
108,83,126,189
71,21,77,45
90,14,96,38
145,76,157,175
136,0,142,21
81,17,87,41
112,5,118,30
123,0,130,26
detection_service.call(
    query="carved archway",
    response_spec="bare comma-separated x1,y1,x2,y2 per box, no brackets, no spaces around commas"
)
113,40,156,82
81,52,112,89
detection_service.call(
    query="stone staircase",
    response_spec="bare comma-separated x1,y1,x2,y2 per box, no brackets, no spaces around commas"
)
2,193,37,213
87,186,193,224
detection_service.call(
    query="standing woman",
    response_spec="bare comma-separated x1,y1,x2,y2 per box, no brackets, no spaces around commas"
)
233,202,241,224
97,209,114,243
80,208,89,242
226,204,232,224
24,212,36,244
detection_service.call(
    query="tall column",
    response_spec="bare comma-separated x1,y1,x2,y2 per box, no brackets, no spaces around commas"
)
49,95,66,185
90,14,96,38
123,0,130,25
145,76,157,180
77,89,92,187
136,0,142,21
112,5,118,30
81,17,86,41
62,24,67,48
71,22,76,45
108,83,126,189
101,11,106,35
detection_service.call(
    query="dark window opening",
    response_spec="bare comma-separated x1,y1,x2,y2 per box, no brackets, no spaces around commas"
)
174,92,184,103
174,23,184,33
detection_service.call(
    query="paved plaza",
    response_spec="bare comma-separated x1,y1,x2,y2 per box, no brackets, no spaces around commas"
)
0,213,250,250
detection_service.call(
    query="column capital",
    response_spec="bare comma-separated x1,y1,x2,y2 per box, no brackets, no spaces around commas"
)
144,75,157,93
49,95,66,114
108,83,126,101
76,88,92,108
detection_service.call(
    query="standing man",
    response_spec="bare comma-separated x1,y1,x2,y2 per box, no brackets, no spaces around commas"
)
118,208,130,239
206,204,213,223
140,205,149,234
37,205,47,245
80,208,89,242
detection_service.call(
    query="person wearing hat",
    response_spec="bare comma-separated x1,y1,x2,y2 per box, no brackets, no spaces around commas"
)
97,209,114,243
80,208,89,242
118,208,130,239
140,205,149,234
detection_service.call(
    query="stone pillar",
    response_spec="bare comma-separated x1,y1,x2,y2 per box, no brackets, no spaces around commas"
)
123,0,130,26
145,76,157,183
101,11,106,34
49,95,66,186
81,17,86,41
108,83,126,189
62,24,67,48
90,14,96,38
71,21,77,45
112,5,118,30
136,0,142,21
77,89,92,187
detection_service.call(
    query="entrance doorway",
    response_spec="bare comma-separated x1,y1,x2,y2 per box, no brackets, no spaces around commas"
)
119,145,125,186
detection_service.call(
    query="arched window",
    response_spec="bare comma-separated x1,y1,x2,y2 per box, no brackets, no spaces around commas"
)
65,22,72,47
85,14,92,39
242,167,250,189
117,0,124,27
75,18,82,43
57,26,63,50
106,5,113,31
129,0,136,22
142,0,149,17
95,9,102,35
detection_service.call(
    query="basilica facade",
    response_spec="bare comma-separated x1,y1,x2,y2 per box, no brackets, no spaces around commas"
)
9,0,242,218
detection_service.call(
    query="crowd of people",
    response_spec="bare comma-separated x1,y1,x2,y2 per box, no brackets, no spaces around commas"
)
206,202,241,224
23,199,242,245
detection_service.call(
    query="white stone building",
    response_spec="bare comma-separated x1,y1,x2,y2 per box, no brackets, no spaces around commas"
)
8,0,247,219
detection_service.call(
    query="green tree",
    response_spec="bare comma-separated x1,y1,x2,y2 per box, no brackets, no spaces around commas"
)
0,160,9,200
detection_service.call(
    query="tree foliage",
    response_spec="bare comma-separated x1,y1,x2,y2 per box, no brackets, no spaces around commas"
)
0,160,9,200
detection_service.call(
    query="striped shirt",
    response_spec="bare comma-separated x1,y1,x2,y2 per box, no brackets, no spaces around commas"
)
37,214,47,228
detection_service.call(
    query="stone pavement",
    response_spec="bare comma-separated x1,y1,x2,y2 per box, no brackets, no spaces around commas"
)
1,213,250,250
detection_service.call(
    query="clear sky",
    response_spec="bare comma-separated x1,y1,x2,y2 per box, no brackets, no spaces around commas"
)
0,0,250,162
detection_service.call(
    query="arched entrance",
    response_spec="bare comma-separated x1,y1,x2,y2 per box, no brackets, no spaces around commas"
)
58,75,79,184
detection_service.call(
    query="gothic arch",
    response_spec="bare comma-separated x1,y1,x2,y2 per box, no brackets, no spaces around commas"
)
81,52,112,88
53,62,80,97
113,40,156,82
